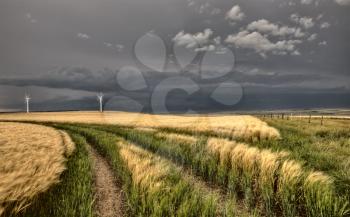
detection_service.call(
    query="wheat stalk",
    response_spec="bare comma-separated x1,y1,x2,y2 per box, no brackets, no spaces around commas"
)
0,122,73,215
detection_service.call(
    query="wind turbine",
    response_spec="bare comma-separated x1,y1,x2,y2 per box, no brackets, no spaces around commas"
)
97,92,104,112
24,93,31,113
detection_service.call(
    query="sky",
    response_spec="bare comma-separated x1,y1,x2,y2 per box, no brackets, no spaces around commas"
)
0,0,349,113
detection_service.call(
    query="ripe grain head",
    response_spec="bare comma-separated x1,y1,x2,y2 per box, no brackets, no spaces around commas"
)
278,160,303,187
59,130,76,157
305,171,333,187
259,150,280,185
230,144,250,168
241,147,260,174
206,138,238,166
0,122,72,215
156,132,198,144
119,143,172,190
134,127,157,133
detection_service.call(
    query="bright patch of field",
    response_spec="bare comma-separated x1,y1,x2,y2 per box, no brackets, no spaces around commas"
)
0,111,280,141
0,122,75,215
155,132,199,144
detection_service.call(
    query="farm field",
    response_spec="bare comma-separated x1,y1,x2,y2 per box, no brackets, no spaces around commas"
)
0,112,349,217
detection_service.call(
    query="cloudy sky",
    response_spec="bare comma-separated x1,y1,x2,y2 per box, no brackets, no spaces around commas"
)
1,0,349,112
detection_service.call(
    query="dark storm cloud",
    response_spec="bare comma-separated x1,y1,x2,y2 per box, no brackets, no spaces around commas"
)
0,67,117,92
0,0,349,111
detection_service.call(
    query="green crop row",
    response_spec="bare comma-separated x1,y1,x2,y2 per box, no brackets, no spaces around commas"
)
56,124,231,217
86,124,349,217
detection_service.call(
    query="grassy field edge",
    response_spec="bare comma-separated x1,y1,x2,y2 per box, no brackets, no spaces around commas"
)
58,124,234,217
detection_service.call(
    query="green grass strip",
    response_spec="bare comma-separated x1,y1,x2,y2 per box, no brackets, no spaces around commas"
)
56,124,220,217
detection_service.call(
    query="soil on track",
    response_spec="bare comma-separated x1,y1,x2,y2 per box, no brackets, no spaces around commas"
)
88,146,124,217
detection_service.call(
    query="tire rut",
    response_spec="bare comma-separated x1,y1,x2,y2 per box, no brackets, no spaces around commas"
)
87,146,125,217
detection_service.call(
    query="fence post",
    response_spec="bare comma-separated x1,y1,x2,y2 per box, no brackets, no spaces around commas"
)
321,116,324,125
309,114,311,123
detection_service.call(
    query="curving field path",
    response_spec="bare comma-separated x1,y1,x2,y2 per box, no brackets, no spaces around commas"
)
88,146,124,217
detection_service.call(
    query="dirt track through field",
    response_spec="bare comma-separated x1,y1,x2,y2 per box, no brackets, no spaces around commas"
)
88,146,124,217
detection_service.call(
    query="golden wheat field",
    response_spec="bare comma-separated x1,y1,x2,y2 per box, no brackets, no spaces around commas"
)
0,122,75,215
0,111,280,141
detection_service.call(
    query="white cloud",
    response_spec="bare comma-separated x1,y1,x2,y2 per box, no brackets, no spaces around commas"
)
239,67,278,76
225,31,301,57
215,47,229,54
213,36,221,45
294,28,305,38
247,19,281,35
247,19,305,38
319,41,327,46
115,44,124,52
104,43,124,52
307,33,317,41
291,50,301,56
290,14,315,29
335,0,350,5
172,29,224,53
316,14,323,20
77,33,90,39
187,1,221,16
301,0,313,4
245,68,260,76
26,13,37,23
320,22,331,29
187,0,195,7
195,45,216,52
299,17,314,29
290,14,299,23
104,42,113,47
226,5,245,22
173,28,213,48
199,2,210,14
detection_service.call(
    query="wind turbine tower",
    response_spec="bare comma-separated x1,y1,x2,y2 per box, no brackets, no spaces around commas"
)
97,92,104,112
24,94,31,113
